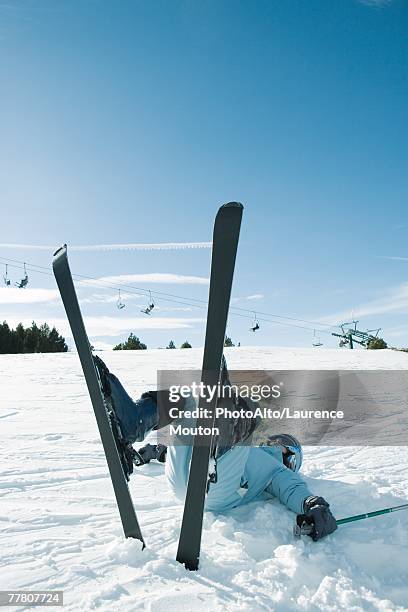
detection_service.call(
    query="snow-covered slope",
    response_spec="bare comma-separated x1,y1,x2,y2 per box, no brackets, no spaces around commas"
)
1,348,407,611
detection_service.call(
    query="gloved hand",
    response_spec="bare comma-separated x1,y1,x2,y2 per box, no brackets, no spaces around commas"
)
296,496,337,541
133,443,167,466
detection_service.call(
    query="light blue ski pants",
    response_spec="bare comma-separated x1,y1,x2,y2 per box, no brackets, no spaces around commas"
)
165,423,311,515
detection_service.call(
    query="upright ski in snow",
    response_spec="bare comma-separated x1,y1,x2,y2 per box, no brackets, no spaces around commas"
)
176,202,243,570
53,246,145,546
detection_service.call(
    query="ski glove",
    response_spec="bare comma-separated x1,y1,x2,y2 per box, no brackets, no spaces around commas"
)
133,443,167,466
296,496,337,541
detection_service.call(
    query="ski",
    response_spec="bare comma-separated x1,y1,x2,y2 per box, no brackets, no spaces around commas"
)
52,246,145,546
176,202,243,570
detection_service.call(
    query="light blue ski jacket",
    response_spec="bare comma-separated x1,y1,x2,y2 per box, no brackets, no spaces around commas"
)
165,399,312,515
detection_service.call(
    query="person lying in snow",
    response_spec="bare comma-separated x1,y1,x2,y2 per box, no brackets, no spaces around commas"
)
94,356,337,542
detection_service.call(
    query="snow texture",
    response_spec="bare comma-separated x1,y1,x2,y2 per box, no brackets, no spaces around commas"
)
1,347,407,611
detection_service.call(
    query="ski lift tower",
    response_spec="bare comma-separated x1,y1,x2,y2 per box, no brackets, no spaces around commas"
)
332,321,381,349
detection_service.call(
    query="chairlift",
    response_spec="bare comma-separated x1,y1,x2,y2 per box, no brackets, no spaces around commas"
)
141,291,155,315
250,312,260,332
15,263,29,289
3,264,11,287
117,289,125,310
312,329,323,347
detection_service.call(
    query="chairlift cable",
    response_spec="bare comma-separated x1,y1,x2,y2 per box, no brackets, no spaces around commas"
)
0,255,341,334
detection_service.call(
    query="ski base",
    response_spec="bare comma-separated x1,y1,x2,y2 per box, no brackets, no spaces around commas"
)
53,245,145,546
176,202,243,570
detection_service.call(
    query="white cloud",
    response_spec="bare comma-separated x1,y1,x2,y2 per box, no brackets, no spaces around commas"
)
245,293,264,301
0,242,211,252
379,256,408,262
79,296,195,312
154,306,194,312
0,287,59,304
79,273,209,287
84,316,206,336
231,293,264,303
1,315,206,338
79,292,143,305
380,325,408,340
318,282,408,324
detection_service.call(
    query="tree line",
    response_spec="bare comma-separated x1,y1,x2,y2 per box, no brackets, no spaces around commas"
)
113,334,238,350
113,334,193,350
0,321,68,354
0,325,239,354
0,321,392,354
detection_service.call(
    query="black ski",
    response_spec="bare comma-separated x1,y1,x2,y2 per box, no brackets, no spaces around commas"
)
176,202,243,570
52,246,145,546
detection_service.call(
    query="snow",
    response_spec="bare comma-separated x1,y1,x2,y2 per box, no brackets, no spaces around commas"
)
1,347,407,611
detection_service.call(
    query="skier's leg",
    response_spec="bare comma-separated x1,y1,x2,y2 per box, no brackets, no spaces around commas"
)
165,444,193,500
166,394,259,505
94,356,185,444
166,444,275,513
94,355,258,450
202,446,311,514
165,396,197,498
165,441,251,508
204,445,251,511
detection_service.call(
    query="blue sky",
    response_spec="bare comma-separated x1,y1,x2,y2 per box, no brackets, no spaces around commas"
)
0,0,407,350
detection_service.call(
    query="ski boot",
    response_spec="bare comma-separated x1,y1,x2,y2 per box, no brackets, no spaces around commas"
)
93,355,159,479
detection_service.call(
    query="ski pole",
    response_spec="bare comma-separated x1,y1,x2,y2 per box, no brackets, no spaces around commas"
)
293,503,408,537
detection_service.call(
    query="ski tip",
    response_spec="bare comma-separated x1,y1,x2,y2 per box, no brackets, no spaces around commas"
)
52,245,68,272
53,244,68,259
221,201,244,210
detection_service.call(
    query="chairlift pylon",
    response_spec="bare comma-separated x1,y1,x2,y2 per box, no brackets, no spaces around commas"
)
15,263,29,289
332,320,381,349
3,264,11,287
141,290,155,315
117,289,125,310
250,312,260,332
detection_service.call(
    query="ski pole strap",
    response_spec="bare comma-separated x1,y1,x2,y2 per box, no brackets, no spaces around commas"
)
294,502,408,537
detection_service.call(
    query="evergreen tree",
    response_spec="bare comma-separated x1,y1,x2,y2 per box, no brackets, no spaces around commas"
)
38,323,51,352
0,321,68,354
224,336,235,347
166,340,176,349
24,321,39,353
47,326,68,352
15,323,26,353
180,340,192,348
0,322,12,354
113,333,147,351
367,337,388,350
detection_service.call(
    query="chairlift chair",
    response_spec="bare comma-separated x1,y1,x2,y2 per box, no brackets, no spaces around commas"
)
141,291,155,315
117,289,125,310
312,330,323,347
3,264,11,286
15,263,29,288
250,312,260,332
